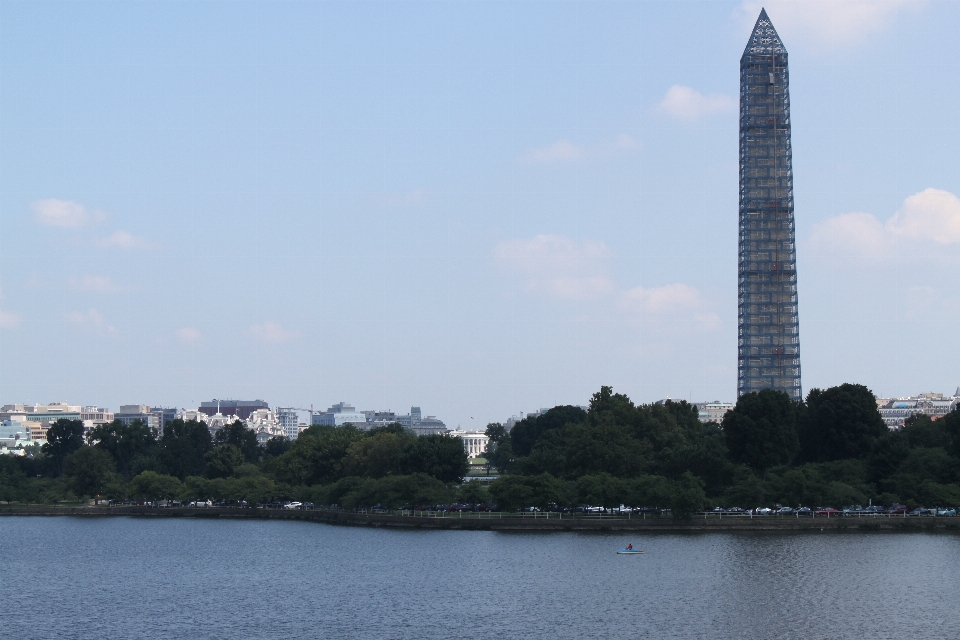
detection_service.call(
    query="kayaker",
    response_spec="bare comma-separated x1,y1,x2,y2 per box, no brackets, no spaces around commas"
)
626,543,633,551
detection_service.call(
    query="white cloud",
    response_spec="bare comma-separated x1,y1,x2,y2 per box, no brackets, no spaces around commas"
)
518,140,585,164
517,134,639,164
68,275,123,293
887,188,960,245
31,199,97,228
99,230,149,249
250,321,299,344
493,235,615,299
619,284,721,330
810,188,960,259
736,1,926,49
64,308,116,333
493,235,720,330
0,310,22,329
176,327,202,344
655,85,736,122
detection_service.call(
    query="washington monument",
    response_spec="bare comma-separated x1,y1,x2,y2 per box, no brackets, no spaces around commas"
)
737,9,802,401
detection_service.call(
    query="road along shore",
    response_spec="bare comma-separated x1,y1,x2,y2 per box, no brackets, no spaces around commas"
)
3,506,960,533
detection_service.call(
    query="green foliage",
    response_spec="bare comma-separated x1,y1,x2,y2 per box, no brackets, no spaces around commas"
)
488,473,570,511
129,471,183,500
263,435,291,458
204,445,246,479
723,390,799,474
2,384,955,510
800,384,887,462
212,422,260,463
274,425,365,485
457,481,490,505
510,405,588,457
64,446,117,498
668,472,707,518
88,419,158,481
576,473,627,508
42,419,85,476
159,419,212,479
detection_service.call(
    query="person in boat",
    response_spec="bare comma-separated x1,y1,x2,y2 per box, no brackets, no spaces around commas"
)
626,543,633,551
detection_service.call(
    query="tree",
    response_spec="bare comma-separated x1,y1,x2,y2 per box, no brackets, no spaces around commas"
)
212,421,260,462
64,447,116,498
799,384,887,462
159,419,213,479
668,472,707,518
129,471,183,501
88,419,157,480
263,435,291,458
942,406,960,458
510,405,588,457
458,480,490,506
274,425,365,485
204,445,246,479
488,473,570,511
342,432,411,478
42,419,85,477
483,423,507,474
411,434,468,483
723,390,799,475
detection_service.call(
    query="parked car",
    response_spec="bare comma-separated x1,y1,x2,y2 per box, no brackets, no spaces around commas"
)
755,507,773,515
887,505,909,515
283,501,302,510
776,507,793,516
815,507,839,517
840,505,863,515
908,507,927,516
937,508,957,517
796,507,812,517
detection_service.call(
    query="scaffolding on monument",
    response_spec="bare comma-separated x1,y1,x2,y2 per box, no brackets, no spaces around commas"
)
737,9,802,401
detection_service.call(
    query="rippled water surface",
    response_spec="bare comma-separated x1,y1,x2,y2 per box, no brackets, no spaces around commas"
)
2,516,959,639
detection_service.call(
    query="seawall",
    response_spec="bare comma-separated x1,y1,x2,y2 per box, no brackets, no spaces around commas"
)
3,506,960,533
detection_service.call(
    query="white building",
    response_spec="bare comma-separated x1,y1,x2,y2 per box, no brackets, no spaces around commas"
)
0,419,33,451
447,430,490,458
695,401,735,424
246,408,287,443
876,391,959,429
277,408,300,440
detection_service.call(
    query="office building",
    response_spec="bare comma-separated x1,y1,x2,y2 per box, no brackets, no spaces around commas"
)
312,402,368,427
738,9,802,400
199,399,269,420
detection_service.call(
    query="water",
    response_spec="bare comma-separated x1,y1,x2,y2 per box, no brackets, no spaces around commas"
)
2,517,959,639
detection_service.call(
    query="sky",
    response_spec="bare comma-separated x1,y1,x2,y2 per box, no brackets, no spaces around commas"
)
1,0,958,428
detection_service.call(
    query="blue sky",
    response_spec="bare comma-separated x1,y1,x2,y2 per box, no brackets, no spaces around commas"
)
1,0,958,427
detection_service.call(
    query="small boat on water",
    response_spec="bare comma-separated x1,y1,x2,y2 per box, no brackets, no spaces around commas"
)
617,547,643,555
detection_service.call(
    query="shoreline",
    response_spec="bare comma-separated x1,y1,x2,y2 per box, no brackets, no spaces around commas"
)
3,506,960,532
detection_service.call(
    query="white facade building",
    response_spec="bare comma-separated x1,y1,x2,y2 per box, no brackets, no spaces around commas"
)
447,430,490,458
876,391,959,429
277,408,300,440
246,408,287,443
695,401,735,424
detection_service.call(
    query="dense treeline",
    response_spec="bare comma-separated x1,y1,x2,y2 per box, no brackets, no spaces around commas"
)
483,385,960,513
0,421,469,508
3,384,959,516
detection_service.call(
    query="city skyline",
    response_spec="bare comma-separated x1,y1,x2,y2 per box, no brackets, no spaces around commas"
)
1,2,958,428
